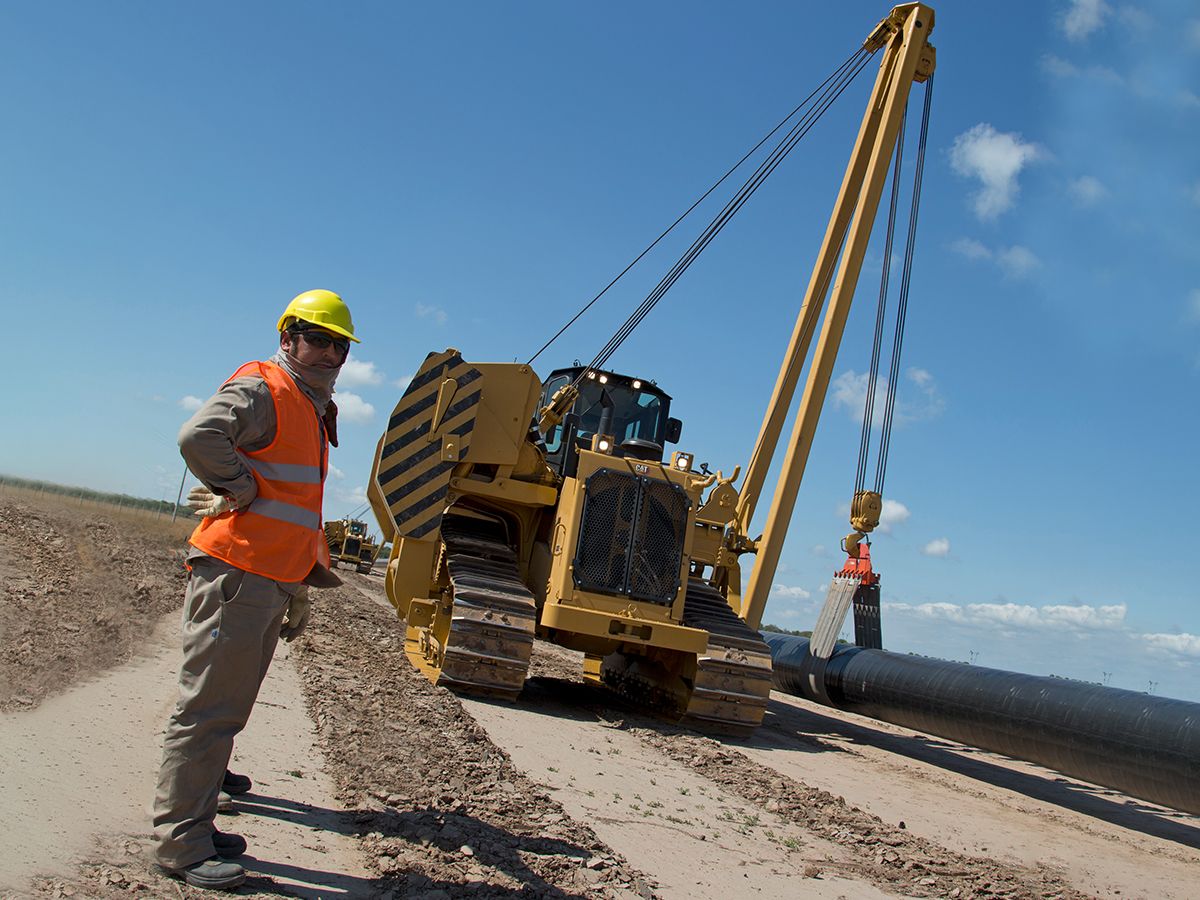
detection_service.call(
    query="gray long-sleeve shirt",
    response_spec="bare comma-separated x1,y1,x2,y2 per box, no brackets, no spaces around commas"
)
178,377,278,511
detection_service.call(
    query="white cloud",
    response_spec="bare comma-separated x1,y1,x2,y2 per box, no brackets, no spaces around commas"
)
394,373,413,391
1178,90,1200,110
1187,289,1200,323
1190,182,1200,207
1061,0,1109,42
949,237,991,261
951,238,1040,279
179,395,204,412
1141,633,1200,658
416,303,448,325
950,123,1045,220
335,390,376,424
904,367,945,420
878,499,910,534
830,369,944,426
339,356,384,388
810,544,831,558
922,537,951,558
1040,54,1123,85
1189,21,1200,51
886,600,1127,631
1068,175,1107,206
995,245,1041,277
771,584,812,601
328,463,346,480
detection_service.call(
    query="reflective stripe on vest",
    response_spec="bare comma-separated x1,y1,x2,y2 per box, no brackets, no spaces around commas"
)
240,453,324,485
189,360,328,582
247,496,323,532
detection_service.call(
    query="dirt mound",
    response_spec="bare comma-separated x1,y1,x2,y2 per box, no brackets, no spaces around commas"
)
0,493,190,712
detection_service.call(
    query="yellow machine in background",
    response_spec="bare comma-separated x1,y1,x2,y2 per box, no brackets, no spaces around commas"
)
324,518,381,574
369,4,935,735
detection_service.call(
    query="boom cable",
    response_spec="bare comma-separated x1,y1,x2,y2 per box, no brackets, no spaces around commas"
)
527,44,877,372
571,47,877,390
855,73,934,499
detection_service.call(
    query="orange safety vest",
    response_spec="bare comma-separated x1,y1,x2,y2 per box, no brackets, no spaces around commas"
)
190,360,332,582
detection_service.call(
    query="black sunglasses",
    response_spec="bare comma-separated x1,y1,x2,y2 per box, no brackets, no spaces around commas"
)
294,329,350,354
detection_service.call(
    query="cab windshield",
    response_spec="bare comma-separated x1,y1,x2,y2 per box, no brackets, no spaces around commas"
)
542,374,665,453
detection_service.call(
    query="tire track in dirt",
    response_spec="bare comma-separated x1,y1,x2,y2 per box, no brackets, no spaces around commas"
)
502,641,1090,899
291,586,657,898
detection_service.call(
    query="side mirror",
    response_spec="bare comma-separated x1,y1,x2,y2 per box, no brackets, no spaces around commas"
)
664,417,683,444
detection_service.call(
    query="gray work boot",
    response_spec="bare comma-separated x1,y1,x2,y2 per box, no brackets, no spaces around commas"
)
159,856,246,891
222,769,252,795
213,830,247,858
216,790,234,813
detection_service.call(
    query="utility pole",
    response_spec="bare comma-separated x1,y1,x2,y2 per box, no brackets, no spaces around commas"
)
171,463,189,523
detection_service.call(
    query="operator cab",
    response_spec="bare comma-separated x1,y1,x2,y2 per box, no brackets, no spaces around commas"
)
538,366,683,477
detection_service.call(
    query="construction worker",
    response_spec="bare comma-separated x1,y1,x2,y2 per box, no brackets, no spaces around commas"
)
152,290,359,891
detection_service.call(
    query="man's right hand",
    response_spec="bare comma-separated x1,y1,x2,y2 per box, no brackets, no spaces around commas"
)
187,486,237,518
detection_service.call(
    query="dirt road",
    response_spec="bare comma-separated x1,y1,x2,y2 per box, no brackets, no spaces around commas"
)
1,489,1197,898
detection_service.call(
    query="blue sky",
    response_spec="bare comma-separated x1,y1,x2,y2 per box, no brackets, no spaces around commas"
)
4,1,1198,699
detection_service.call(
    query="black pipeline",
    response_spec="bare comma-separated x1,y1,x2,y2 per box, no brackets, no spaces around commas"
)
764,633,1200,816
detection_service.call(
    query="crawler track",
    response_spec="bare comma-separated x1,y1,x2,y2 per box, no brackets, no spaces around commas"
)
416,517,537,700
598,579,773,734
679,579,773,734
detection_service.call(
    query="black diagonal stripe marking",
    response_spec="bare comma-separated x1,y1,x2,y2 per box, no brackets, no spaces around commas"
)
387,389,438,434
381,410,480,482
377,415,475,488
377,439,442,490
385,459,456,507
402,352,464,397
385,368,482,438
387,363,481,433
396,485,449,531
393,355,468,408
382,389,482,457
409,515,444,539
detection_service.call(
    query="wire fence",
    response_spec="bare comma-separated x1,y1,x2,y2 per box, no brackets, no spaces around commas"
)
0,474,181,521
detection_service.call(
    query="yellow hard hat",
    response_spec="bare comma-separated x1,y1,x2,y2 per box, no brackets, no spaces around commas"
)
276,289,361,343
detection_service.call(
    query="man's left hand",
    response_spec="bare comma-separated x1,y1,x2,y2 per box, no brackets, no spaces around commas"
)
187,486,237,518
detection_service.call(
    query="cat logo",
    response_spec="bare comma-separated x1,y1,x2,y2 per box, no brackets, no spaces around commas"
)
634,463,650,475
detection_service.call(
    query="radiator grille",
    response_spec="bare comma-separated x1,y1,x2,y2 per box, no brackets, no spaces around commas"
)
573,469,689,605
344,537,362,556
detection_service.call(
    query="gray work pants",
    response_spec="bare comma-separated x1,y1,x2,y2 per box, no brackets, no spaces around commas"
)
151,555,294,869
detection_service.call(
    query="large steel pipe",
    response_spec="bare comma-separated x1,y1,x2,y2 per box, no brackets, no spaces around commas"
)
764,633,1200,815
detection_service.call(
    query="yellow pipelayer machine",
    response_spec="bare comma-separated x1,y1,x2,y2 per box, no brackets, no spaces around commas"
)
369,4,936,734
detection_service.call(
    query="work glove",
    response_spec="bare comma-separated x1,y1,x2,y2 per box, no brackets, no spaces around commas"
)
187,486,237,518
280,586,311,643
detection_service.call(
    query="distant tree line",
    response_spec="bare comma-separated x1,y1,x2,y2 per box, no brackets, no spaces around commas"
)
0,474,177,516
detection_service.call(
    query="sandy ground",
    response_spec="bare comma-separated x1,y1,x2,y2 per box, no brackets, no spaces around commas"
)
2,488,1199,899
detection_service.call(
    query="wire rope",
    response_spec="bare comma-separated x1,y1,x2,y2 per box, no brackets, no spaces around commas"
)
575,47,876,386
527,45,874,371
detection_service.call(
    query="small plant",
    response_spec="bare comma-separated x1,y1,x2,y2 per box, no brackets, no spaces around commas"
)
678,787,690,796
287,769,303,778
547,766,559,773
